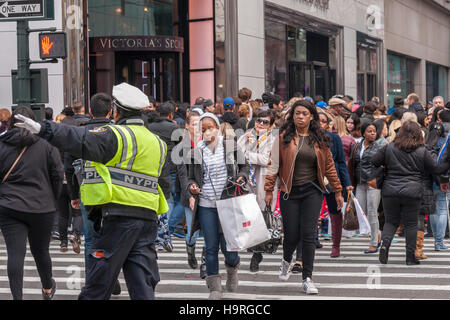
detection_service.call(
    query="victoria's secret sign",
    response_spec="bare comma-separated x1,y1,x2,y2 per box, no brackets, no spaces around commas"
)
91,36,184,53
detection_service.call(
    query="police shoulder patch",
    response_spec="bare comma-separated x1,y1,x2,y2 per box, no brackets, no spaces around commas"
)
89,127,108,134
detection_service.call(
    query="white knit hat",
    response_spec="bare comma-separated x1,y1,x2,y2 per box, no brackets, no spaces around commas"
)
198,112,221,130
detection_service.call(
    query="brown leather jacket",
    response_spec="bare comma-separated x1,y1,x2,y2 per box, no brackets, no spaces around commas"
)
265,134,343,196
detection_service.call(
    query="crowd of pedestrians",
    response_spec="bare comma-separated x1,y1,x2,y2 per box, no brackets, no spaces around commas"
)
0,87,449,300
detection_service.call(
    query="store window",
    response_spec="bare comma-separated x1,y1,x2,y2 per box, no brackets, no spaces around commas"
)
285,26,337,101
89,0,175,37
427,62,449,102
265,20,287,100
387,53,416,108
357,48,377,103
357,33,381,103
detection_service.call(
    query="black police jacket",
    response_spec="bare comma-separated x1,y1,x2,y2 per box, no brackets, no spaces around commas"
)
39,116,170,222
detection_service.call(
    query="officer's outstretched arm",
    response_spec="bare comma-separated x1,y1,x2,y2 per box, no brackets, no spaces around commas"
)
39,120,117,164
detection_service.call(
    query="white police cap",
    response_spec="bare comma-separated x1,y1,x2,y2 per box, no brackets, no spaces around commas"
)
112,83,150,111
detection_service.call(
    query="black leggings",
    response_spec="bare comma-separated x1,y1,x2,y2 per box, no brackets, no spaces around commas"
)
0,206,54,300
280,184,323,280
381,197,421,255
57,184,82,242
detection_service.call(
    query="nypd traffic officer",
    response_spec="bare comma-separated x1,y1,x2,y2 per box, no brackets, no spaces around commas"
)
15,83,169,300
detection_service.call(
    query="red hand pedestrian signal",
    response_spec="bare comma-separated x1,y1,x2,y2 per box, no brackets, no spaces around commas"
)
41,36,54,55
39,32,67,60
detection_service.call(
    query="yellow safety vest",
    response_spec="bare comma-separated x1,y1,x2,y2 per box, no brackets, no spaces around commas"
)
80,125,169,215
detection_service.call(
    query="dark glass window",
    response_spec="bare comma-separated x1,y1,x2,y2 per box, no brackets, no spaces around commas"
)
357,47,377,102
387,53,416,108
89,0,174,37
427,62,449,102
265,20,287,100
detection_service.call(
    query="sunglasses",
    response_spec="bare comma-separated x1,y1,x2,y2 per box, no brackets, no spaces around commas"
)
256,118,270,125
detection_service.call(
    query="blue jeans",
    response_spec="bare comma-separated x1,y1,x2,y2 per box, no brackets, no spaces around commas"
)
156,174,178,247
431,189,449,245
80,203,94,273
197,206,239,276
168,191,186,233
185,207,201,246
167,173,185,233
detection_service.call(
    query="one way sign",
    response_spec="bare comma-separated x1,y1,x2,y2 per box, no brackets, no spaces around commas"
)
0,0,45,21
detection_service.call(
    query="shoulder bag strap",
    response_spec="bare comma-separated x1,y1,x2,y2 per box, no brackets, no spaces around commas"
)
2,146,28,184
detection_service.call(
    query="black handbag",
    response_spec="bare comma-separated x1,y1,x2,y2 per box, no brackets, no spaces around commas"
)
248,205,282,254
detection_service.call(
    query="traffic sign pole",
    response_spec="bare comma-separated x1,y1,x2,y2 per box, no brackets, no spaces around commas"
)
16,20,31,107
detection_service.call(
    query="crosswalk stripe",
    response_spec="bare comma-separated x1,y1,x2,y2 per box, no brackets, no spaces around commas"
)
154,292,421,300
1,270,450,280
0,235,448,300
5,276,450,293
154,279,450,292
0,287,128,297
0,288,427,301
5,250,448,259
4,257,450,266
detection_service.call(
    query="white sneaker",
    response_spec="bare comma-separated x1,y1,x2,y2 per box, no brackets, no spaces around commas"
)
279,259,292,281
302,277,319,295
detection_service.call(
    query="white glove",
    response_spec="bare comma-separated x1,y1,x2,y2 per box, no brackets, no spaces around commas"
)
14,114,42,134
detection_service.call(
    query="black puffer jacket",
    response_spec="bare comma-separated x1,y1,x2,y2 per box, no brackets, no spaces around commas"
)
372,143,450,199
0,128,64,213
420,176,436,216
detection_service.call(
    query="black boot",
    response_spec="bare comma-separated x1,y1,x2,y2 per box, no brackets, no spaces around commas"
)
406,252,420,266
187,244,198,269
249,253,263,273
200,247,207,279
379,240,390,265
112,279,121,296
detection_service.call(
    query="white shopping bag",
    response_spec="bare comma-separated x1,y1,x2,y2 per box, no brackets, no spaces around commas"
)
216,193,271,252
353,197,371,235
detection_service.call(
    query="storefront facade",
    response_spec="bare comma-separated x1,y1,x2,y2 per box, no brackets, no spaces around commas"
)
384,0,450,106
233,0,385,103
61,0,226,108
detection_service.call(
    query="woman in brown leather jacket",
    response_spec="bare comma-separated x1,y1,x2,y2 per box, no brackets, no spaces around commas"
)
264,100,343,295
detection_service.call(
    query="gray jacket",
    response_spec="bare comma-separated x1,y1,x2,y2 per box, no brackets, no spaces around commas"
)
237,128,278,211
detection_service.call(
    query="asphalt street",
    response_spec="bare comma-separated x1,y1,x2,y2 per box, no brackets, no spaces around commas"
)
0,234,449,300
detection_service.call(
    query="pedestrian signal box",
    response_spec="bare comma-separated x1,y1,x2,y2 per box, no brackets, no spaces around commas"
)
39,32,66,59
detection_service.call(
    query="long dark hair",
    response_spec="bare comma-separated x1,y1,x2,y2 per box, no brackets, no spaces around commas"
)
430,107,444,125
280,100,330,148
395,121,425,152
373,118,388,140
425,121,444,147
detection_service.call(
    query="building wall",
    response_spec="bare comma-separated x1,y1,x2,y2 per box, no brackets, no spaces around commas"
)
0,4,64,115
235,0,384,100
237,0,265,100
384,0,450,101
